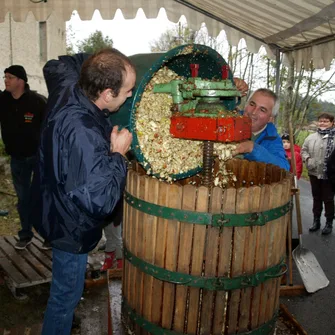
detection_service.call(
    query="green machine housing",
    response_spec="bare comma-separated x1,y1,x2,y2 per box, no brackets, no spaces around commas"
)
109,44,245,180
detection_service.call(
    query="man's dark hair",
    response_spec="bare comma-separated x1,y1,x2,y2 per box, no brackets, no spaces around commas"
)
78,48,135,101
318,113,334,123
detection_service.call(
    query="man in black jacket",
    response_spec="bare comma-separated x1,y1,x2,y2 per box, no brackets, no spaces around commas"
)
0,65,46,249
31,49,135,335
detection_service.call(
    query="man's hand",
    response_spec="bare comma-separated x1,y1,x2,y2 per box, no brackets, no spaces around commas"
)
233,140,254,156
110,126,132,156
233,78,248,97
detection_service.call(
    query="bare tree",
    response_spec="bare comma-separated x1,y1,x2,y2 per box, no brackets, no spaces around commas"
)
149,22,196,52
281,57,335,134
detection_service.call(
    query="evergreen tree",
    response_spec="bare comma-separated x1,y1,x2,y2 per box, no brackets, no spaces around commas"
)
77,30,113,54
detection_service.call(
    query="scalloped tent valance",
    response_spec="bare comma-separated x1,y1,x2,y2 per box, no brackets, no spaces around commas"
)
1,0,335,70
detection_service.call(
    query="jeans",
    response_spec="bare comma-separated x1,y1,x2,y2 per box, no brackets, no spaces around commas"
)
10,156,36,241
309,174,335,220
42,248,88,335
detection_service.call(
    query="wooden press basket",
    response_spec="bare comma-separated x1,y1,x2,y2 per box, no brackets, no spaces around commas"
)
122,160,292,335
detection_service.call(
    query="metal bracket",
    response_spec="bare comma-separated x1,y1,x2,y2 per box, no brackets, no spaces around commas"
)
124,247,286,291
124,191,291,229
122,298,278,335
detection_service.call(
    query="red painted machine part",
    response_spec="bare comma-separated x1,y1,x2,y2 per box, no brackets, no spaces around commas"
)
170,115,252,142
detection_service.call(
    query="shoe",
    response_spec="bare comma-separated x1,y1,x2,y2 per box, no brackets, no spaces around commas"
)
322,220,333,235
14,239,32,250
100,251,115,272
309,217,321,232
0,210,8,216
41,241,52,250
98,242,106,251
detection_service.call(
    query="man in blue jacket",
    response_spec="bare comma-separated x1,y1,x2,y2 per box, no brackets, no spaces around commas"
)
31,49,135,334
233,88,289,170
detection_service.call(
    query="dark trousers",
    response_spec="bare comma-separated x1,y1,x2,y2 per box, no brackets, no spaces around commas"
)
10,156,36,241
309,175,335,220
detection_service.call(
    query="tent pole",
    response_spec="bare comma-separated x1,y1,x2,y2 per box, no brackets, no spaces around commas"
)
275,49,280,96
273,49,281,126
283,53,295,133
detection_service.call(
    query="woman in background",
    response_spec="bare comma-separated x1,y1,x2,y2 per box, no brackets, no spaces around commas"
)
301,113,335,235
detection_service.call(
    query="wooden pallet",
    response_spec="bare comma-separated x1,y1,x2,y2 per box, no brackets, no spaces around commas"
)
0,235,52,299
0,323,42,335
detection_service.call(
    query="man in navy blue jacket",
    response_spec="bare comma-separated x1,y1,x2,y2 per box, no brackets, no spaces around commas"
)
234,88,289,170
31,49,135,334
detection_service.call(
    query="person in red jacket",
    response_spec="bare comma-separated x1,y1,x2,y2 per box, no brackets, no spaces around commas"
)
281,133,302,179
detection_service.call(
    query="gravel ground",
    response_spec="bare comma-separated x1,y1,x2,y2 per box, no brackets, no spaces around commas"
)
0,268,109,334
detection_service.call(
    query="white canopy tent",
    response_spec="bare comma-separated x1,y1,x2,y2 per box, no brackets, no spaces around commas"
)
1,0,335,70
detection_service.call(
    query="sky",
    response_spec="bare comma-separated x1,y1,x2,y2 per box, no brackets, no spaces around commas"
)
67,10,335,103
67,9,177,56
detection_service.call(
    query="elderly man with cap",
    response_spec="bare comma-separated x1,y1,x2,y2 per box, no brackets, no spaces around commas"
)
0,65,47,249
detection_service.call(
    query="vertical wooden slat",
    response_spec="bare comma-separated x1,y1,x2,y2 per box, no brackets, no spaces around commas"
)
233,160,243,188
227,186,248,333
256,162,266,186
125,170,137,331
258,181,279,326
212,187,236,335
248,161,259,187
265,164,273,184
273,178,291,313
128,170,138,310
173,185,197,332
238,185,260,332
161,183,182,330
258,183,274,326
265,182,283,323
239,159,250,188
122,169,132,323
134,174,146,334
151,182,169,325
199,186,222,334
226,159,240,188
253,184,271,327
186,186,209,334
142,177,159,335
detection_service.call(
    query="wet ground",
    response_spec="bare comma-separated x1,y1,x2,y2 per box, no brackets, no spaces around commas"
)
0,268,109,334
281,178,335,335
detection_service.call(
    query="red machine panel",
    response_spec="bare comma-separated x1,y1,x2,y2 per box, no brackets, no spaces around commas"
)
217,116,252,142
170,115,252,142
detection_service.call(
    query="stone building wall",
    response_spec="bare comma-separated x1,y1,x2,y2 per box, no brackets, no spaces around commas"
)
0,11,66,97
